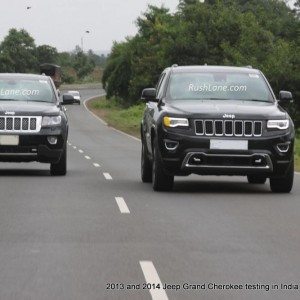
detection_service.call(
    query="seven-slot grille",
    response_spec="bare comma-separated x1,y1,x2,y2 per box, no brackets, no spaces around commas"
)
0,116,42,133
195,120,263,137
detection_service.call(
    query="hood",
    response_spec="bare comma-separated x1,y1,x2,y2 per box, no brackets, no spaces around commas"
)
163,100,286,120
0,101,60,116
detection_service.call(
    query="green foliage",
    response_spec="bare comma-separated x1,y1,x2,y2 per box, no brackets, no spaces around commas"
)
0,29,37,73
103,0,300,123
0,29,107,84
36,45,58,65
90,97,144,137
102,41,133,101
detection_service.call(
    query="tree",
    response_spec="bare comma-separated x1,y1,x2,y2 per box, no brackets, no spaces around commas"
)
36,45,58,65
72,49,95,79
0,28,37,73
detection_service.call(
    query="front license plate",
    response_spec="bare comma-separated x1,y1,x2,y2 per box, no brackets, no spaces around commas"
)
0,135,19,146
210,139,248,150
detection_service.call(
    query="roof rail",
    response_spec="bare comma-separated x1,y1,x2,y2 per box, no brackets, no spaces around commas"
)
244,65,253,69
171,64,178,68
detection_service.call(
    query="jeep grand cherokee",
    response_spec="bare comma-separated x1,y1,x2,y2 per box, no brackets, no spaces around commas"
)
0,73,68,175
141,65,295,193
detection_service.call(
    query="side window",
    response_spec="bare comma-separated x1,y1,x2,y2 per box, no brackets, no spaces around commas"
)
156,73,166,99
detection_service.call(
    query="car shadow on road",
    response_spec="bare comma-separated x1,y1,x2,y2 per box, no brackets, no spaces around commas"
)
172,179,270,194
0,169,50,177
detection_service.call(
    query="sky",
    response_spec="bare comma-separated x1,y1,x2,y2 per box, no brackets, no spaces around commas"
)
0,0,296,54
0,0,179,53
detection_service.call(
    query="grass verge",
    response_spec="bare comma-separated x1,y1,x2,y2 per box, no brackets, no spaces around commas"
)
87,96,300,171
87,96,144,138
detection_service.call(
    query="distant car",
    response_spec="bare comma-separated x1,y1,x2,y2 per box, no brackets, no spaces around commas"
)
67,91,81,104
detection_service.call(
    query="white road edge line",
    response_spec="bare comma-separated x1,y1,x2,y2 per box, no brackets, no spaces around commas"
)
115,197,130,214
83,95,140,142
93,163,100,168
83,94,108,126
103,173,113,180
85,156,91,160
140,261,169,300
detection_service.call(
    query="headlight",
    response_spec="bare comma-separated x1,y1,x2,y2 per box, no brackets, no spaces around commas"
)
267,119,289,130
163,117,189,128
42,116,62,126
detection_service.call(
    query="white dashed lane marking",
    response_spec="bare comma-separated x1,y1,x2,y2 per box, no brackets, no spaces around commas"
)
140,261,169,300
93,163,101,168
85,156,91,160
103,173,113,180
73,146,77,149
79,149,84,153
115,197,130,214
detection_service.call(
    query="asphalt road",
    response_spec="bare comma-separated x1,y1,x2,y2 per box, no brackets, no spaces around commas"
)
0,88,300,300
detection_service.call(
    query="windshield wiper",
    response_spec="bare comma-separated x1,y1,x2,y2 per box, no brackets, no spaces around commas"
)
26,100,52,103
204,98,232,100
243,99,271,103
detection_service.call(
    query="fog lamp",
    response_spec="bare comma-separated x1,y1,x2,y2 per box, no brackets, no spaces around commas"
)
47,136,58,145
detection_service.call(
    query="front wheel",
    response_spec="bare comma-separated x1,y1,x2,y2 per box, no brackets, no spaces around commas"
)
247,175,267,184
141,141,152,183
50,146,67,176
270,160,294,193
152,140,174,191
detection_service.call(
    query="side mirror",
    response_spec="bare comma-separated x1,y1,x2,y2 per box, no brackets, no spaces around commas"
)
279,91,293,104
141,88,157,102
62,94,75,105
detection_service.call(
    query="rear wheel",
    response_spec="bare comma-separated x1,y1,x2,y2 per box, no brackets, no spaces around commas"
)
50,146,67,176
141,140,152,183
152,139,174,191
247,175,267,184
270,160,294,193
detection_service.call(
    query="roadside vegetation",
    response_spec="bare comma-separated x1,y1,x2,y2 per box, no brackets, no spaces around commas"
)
0,29,107,84
88,97,144,138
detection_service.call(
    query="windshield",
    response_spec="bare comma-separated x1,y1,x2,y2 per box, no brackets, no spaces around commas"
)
167,71,274,102
0,78,55,103
68,91,80,96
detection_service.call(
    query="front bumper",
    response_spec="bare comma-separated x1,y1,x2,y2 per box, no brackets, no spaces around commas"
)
0,129,66,163
158,130,294,177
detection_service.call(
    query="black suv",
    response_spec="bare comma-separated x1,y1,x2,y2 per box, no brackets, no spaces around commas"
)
0,73,68,175
141,66,295,193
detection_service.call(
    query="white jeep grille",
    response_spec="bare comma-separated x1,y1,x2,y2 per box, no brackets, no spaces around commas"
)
0,116,42,133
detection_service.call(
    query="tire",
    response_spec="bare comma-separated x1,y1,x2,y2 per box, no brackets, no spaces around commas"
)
50,146,67,176
270,160,294,193
247,175,267,184
152,139,174,191
141,140,152,183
